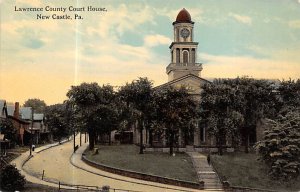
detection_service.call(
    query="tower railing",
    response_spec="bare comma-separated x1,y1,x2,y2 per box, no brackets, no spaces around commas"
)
166,63,202,73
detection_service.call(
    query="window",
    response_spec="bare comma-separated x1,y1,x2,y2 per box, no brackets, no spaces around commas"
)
176,48,180,63
191,49,195,63
200,124,206,142
183,50,189,63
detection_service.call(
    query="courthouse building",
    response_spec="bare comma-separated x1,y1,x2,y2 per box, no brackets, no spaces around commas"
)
132,9,228,151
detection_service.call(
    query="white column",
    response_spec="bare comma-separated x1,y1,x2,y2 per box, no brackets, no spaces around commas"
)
193,122,200,146
191,27,193,42
189,48,192,64
180,48,183,63
173,49,176,63
178,129,182,147
163,129,166,146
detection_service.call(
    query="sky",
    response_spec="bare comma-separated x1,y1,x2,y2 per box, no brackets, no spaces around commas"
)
1,0,300,105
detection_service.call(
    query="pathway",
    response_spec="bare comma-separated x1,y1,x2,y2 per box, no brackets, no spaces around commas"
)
12,135,221,192
187,152,223,190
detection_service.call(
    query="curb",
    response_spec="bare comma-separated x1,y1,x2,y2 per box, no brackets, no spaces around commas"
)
82,155,202,190
35,137,72,154
70,145,207,192
16,137,77,190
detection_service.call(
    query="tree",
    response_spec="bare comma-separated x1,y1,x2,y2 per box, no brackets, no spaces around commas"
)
45,104,70,142
230,77,276,153
67,83,115,150
278,79,300,109
0,118,17,144
118,77,153,154
0,164,26,191
199,77,277,154
92,104,119,145
154,86,198,155
23,98,47,113
256,107,300,180
200,81,243,155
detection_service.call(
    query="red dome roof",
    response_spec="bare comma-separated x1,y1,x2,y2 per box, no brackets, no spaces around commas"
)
175,8,192,23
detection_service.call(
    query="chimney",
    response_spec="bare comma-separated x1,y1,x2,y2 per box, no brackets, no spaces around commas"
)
14,102,20,119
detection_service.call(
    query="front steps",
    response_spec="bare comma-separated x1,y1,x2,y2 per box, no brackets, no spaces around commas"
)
187,152,223,190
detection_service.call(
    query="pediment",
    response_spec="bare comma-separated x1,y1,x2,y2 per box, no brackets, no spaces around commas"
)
155,74,210,95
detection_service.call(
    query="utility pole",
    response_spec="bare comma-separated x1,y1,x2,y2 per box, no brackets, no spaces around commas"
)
29,108,34,156
80,132,82,146
72,103,76,153
73,126,76,152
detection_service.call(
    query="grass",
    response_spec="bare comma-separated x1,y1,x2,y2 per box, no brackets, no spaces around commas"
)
85,145,198,183
211,152,300,191
22,182,58,192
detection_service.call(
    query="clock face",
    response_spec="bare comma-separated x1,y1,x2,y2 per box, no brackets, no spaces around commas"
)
180,28,190,38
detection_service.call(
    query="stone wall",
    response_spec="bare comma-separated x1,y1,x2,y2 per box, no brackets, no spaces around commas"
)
82,154,203,189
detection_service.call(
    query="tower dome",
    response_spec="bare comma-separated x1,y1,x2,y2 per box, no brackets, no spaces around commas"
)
175,8,192,23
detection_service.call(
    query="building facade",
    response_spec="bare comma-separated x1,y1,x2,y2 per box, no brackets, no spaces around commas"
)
131,9,232,152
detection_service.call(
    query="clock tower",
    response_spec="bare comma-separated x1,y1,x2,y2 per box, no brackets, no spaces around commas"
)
166,8,203,81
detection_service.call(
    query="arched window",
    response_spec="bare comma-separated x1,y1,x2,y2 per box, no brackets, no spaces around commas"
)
183,50,189,63
191,49,195,63
176,48,180,63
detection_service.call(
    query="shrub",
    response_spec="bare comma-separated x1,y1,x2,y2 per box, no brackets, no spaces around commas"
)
256,108,300,180
0,164,26,191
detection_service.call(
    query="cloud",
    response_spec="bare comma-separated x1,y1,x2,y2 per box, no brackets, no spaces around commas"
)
228,12,252,25
83,4,155,38
22,38,45,49
16,0,42,7
156,7,203,23
247,44,300,63
144,34,171,47
200,53,300,80
288,20,300,28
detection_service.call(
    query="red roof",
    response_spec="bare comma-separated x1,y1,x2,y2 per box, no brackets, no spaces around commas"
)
175,8,192,23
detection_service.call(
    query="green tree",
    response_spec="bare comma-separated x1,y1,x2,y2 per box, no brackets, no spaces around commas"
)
200,81,243,155
230,77,276,153
154,86,198,155
45,104,70,142
278,79,300,109
92,104,119,145
0,118,17,144
67,83,115,150
118,77,153,154
200,77,277,154
256,107,300,180
23,98,47,113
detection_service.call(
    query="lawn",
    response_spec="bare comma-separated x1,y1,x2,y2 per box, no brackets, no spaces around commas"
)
84,145,198,183
23,182,58,192
211,152,300,191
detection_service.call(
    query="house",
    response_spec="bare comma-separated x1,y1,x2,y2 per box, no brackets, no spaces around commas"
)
0,100,10,154
33,113,50,143
1,100,51,146
19,106,42,145
0,100,8,119
6,102,30,146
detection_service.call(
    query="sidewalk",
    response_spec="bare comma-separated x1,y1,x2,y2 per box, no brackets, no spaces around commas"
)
13,135,216,192
187,152,223,190
70,142,207,192
10,138,73,189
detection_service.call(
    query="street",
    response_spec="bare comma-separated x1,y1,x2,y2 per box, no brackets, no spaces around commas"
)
15,135,221,192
